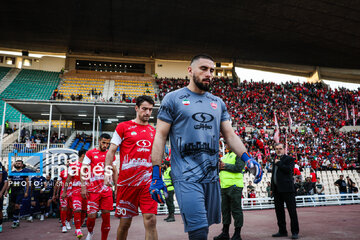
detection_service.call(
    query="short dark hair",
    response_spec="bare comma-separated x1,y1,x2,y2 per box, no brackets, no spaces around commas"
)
190,54,214,65
136,95,154,107
99,133,111,140
78,149,87,157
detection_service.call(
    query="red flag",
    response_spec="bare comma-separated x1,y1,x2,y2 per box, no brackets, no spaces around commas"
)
274,112,280,143
274,112,279,129
345,105,349,121
352,105,356,126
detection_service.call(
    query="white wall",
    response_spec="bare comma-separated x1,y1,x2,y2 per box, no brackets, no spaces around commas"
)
155,59,190,78
0,55,65,72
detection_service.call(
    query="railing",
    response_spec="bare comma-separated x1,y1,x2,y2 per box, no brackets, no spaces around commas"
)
145,193,360,215
1,143,65,156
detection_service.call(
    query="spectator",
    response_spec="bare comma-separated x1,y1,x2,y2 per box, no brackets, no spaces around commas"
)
310,169,317,183
334,175,347,200
350,182,358,194
304,177,314,195
247,181,255,197
315,178,325,202
346,176,354,193
266,181,271,197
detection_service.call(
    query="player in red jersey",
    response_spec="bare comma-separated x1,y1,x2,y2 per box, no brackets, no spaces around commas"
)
81,134,117,240
62,149,88,239
105,95,158,240
55,163,73,233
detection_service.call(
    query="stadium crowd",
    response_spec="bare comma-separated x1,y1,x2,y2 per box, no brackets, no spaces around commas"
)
156,77,360,172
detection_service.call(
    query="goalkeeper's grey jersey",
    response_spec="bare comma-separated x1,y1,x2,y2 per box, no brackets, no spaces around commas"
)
157,87,230,183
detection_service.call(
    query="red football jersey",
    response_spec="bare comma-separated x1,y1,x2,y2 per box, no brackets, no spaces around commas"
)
83,148,114,193
58,169,72,196
68,161,85,195
111,120,155,186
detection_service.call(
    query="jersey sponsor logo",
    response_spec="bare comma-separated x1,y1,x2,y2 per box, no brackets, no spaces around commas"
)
210,102,217,109
136,140,151,147
192,113,214,123
94,155,99,159
192,112,214,130
131,131,137,136
128,125,137,130
179,93,190,99
121,158,152,170
182,99,190,105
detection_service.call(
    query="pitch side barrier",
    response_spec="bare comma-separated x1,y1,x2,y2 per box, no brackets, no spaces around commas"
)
112,193,360,216
2,193,359,218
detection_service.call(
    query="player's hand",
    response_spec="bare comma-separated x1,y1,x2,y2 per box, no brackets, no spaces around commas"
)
61,191,67,199
24,192,28,198
81,186,88,199
219,161,225,170
149,165,168,204
241,152,263,184
104,174,112,187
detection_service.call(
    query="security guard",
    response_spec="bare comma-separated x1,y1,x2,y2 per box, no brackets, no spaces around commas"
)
163,161,175,222
214,146,245,240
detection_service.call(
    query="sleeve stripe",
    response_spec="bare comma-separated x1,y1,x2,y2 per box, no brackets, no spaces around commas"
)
111,131,122,146
83,155,91,165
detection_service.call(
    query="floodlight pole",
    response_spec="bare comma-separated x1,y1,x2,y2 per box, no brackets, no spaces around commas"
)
92,105,96,148
18,114,22,142
47,104,53,151
0,102,7,159
58,114,62,139
96,116,101,144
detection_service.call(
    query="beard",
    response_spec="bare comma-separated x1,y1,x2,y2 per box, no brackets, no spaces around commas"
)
193,74,210,91
15,165,22,170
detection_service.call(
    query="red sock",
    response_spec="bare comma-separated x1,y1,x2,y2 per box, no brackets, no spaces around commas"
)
67,208,73,222
81,211,87,225
74,212,82,229
101,213,111,240
87,217,96,233
60,210,67,227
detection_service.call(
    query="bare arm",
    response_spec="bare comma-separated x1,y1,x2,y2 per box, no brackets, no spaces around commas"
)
220,120,247,158
151,119,171,166
104,143,118,186
24,177,30,198
105,143,118,168
62,174,72,198
0,180,8,198
80,163,89,199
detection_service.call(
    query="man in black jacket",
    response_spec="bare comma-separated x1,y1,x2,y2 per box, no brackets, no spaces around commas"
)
271,143,299,239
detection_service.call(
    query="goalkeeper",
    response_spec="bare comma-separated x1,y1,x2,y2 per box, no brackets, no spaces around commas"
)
150,54,262,240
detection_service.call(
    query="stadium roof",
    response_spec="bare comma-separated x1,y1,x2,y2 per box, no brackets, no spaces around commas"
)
1,1,360,69
4,99,159,122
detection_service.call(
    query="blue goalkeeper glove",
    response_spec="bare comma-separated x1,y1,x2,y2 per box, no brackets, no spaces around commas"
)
149,165,168,203
241,152,263,184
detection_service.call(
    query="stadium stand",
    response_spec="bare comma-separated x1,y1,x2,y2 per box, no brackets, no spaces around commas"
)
57,70,156,102
156,77,360,129
0,66,11,81
0,69,61,122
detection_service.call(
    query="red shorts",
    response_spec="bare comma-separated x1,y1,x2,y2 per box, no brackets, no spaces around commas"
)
60,196,72,209
115,185,157,218
71,192,87,211
87,190,113,214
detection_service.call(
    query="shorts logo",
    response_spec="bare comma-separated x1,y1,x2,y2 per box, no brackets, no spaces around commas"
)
136,140,151,147
131,131,137,136
182,99,190,106
210,102,217,109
